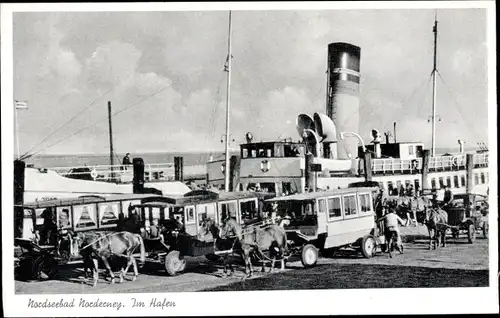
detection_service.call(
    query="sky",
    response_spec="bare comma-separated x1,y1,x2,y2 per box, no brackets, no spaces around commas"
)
12,8,489,156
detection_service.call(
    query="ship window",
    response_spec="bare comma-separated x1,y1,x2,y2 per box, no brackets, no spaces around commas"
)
474,173,479,185
242,148,249,158
453,176,459,188
343,195,358,217
431,178,437,189
251,149,257,157
260,182,276,193
414,180,420,192
446,176,452,188
387,181,394,194
327,197,342,219
480,173,486,184
438,177,444,188
460,175,466,187
408,145,414,155
266,149,272,157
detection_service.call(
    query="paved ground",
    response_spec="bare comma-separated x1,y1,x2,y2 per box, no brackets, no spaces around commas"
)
15,229,489,294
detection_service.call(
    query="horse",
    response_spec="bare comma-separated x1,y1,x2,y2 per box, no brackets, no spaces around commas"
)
71,231,145,287
424,208,449,250
199,218,241,277
386,195,432,226
221,218,288,277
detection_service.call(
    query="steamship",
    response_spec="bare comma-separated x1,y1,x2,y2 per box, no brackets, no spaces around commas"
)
205,36,489,196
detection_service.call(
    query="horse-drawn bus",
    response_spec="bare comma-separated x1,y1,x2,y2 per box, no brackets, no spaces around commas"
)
15,193,162,281
128,190,274,275
266,187,382,267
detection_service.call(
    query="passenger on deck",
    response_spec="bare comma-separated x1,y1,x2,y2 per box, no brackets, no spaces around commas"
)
121,153,131,171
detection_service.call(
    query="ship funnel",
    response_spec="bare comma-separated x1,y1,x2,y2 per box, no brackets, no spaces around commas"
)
326,42,361,159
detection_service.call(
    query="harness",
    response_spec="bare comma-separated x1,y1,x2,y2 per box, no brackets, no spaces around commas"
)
79,231,140,259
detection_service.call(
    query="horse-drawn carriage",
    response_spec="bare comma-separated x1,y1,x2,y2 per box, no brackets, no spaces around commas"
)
443,193,489,243
14,193,162,281
266,187,383,267
128,190,274,276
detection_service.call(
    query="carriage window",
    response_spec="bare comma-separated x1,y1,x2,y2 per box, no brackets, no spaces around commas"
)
358,194,372,213
460,175,466,187
453,176,459,188
73,204,97,229
327,197,341,219
480,173,486,184
240,200,257,223
56,206,72,229
431,178,437,189
220,202,237,221
185,206,195,224
196,205,208,225
98,202,120,228
317,199,326,214
121,200,141,218
343,195,358,217
474,173,479,185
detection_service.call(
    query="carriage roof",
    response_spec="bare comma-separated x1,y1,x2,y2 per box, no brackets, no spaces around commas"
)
267,187,379,202
23,193,162,209
133,190,270,207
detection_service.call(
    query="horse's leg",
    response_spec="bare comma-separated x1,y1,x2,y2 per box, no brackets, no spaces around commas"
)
92,258,99,287
101,257,115,284
130,257,139,281
428,228,433,250
441,228,447,247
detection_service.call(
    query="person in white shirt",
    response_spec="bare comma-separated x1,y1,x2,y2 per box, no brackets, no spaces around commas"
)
377,207,406,252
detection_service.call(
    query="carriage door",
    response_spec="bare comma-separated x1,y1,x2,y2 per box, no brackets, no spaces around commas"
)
316,199,327,234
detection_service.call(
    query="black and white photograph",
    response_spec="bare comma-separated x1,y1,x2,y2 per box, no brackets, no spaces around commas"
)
2,1,498,316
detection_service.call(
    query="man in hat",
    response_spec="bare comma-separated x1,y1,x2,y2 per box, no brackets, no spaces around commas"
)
122,153,131,171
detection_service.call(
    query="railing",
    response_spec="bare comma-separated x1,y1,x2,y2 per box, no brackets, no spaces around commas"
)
51,162,175,183
371,153,487,175
371,158,422,174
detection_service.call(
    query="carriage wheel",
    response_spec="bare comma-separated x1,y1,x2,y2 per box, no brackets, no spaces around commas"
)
164,250,186,276
300,244,318,268
467,224,476,244
32,255,57,280
483,223,489,239
361,235,377,259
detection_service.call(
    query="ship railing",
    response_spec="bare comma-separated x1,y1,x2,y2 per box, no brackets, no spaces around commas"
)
473,153,488,167
371,158,422,174
51,162,176,183
428,154,466,171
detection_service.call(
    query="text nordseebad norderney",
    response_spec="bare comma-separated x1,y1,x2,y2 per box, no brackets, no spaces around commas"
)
27,297,176,311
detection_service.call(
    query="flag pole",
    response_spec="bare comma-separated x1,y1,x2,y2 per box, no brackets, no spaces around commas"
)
14,104,20,159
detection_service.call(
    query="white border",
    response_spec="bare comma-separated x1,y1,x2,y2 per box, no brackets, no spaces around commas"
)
2,1,498,316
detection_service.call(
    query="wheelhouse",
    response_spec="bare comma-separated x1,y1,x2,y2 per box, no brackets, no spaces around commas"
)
267,187,378,249
20,194,162,241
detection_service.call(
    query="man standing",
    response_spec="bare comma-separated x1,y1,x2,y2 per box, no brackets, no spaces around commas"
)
377,207,406,255
122,153,131,170
443,185,454,207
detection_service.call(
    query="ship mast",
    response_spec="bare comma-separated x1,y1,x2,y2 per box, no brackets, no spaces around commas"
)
224,11,232,192
431,14,438,157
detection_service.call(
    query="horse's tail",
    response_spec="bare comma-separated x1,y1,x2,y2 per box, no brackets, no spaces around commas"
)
135,234,146,265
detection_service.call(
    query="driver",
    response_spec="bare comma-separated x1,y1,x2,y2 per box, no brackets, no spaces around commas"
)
377,206,406,251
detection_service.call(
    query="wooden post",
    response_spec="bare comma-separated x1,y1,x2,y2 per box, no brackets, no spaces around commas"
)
466,153,474,194
174,157,184,182
133,158,145,194
14,160,25,238
363,151,372,182
421,149,430,192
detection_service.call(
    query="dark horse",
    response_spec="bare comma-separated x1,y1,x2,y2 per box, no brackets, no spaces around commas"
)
424,208,449,250
221,218,288,277
199,218,241,277
71,231,145,287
